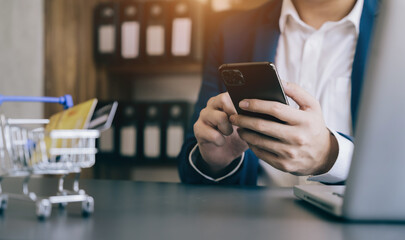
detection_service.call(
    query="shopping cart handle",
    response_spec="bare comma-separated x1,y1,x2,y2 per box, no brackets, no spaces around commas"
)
0,94,74,109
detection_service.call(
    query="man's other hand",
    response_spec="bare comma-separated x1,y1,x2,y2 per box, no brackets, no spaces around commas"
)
194,92,249,174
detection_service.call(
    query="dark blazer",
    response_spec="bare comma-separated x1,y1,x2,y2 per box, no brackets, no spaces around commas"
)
178,0,380,185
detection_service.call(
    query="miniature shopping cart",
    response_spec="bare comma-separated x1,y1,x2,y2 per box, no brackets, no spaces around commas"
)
0,95,99,219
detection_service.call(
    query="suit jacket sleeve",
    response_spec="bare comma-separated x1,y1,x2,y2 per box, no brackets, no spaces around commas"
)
177,22,259,186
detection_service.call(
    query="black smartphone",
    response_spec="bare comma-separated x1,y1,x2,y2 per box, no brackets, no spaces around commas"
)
219,62,289,122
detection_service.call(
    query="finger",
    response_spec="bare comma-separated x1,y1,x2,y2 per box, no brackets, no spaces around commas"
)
200,108,233,136
229,114,291,142
207,92,237,116
194,120,226,146
238,99,304,125
282,82,319,111
249,145,286,171
238,128,287,157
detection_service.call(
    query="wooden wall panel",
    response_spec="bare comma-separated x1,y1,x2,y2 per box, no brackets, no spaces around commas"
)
44,0,110,117
44,0,112,178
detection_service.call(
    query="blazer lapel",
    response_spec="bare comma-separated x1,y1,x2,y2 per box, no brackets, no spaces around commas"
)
252,0,282,62
351,0,380,129
253,26,280,62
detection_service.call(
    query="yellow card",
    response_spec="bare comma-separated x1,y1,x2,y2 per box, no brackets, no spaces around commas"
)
45,98,98,132
40,99,98,162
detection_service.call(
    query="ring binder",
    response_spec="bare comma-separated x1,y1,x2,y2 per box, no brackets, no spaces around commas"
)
120,1,143,61
118,103,138,159
163,102,189,161
144,1,169,61
94,2,119,64
170,1,193,58
143,103,162,160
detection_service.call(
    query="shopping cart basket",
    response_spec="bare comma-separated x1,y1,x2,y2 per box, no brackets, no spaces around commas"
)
0,95,99,219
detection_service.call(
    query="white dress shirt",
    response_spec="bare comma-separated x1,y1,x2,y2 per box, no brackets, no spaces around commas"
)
189,0,364,186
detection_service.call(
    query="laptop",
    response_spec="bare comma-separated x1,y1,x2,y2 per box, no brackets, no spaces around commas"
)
294,0,405,221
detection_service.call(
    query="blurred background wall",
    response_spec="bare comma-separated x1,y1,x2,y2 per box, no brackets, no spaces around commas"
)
0,0,44,118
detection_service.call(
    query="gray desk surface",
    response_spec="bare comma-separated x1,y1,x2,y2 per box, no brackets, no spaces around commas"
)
0,177,404,240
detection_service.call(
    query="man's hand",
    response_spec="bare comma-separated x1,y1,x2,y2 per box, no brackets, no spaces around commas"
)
229,82,338,176
194,92,249,174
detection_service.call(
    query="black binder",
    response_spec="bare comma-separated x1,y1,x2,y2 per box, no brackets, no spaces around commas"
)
119,1,144,62
94,2,119,64
168,0,194,61
116,102,139,161
162,101,189,162
141,103,163,161
144,1,169,62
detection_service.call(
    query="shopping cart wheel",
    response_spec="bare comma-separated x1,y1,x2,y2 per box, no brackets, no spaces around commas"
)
59,202,68,209
0,195,8,214
82,196,94,217
36,199,52,220
58,192,68,209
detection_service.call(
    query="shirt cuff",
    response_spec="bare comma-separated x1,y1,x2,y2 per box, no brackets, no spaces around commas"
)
188,143,245,182
308,130,354,183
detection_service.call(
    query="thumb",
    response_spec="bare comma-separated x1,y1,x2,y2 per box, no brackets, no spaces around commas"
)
282,82,318,111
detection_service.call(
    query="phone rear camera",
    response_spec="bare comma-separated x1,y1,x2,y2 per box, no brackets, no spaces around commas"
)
233,70,245,86
222,69,245,86
222,71,232,83
233,71,244,85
